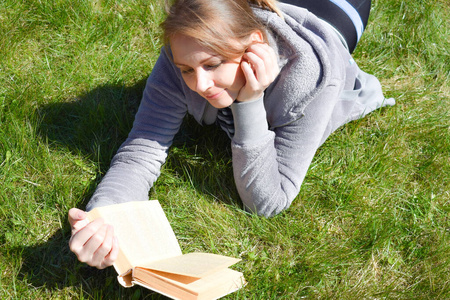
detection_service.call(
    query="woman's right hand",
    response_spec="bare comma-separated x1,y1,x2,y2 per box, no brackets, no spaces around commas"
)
68,208,119,269
237,43,280,102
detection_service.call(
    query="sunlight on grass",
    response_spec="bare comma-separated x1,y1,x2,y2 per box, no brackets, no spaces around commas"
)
0,0,449,298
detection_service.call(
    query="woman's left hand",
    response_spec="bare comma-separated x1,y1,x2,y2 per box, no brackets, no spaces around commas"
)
236,43,280,102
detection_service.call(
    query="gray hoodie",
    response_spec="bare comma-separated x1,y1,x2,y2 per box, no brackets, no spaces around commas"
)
86,4,394,216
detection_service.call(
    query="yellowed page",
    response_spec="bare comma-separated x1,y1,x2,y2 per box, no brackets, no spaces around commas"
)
140,252,241,279
133,267,245,300
188,268,246,300
87,201,182,276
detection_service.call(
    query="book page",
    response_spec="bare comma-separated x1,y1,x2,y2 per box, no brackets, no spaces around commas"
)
87,201,182,275
133,267,245,300
139,252,241,279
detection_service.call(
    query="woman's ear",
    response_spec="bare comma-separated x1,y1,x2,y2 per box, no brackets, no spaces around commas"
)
249,30,264,44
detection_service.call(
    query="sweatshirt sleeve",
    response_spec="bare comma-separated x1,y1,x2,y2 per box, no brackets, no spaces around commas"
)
230,83,342,217
86,50,188,211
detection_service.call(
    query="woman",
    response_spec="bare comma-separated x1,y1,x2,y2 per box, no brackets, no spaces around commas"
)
69,0,394,269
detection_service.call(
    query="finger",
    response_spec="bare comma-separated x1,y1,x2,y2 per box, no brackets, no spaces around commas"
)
247,44,279,76
69,218,105,260
81,223,109,264
241,60,260,87
71,219,90,236
101,235,120,269
68,208,86,225
244,51,270,85
247,43,273,66
70,218,105,250
91,225,115,269
244,51,265,72
237,61,264,102
247,43,269,56
69,208,90,236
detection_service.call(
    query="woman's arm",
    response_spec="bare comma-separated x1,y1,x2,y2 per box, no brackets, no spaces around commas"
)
68,50,188,268
86,50,188,211
231,83,341,217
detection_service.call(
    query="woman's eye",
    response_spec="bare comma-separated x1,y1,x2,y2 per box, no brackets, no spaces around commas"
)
179,61,223,75
181,69,194,74
204,62,222,70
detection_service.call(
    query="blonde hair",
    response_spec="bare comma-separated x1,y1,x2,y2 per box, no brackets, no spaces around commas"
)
248,0,282,16
162,0,282,59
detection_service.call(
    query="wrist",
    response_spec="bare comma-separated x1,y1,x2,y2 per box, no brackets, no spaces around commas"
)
230,95,268,143
235,92,264,103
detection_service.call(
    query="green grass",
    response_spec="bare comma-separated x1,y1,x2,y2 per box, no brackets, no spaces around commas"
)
0,0,449,298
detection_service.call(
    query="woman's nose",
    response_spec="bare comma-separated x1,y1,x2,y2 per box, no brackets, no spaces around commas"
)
195,70,213,93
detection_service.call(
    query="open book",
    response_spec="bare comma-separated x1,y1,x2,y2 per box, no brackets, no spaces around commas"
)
87,200,245,300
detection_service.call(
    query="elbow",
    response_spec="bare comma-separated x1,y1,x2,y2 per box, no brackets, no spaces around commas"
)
243,196,292,218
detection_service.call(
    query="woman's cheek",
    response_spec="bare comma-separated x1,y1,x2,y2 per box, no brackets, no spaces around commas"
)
181,74,195,91
230,65,246,90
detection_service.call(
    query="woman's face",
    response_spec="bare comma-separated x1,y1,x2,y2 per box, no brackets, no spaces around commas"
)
170,34,246,108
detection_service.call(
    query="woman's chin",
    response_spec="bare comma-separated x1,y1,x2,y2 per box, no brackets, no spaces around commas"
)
206,96,235,109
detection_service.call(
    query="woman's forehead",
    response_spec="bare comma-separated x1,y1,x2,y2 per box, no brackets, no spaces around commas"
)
171,34,221,66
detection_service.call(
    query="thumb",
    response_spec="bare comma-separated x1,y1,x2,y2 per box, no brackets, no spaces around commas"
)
68,208,86,223
68,208,89,233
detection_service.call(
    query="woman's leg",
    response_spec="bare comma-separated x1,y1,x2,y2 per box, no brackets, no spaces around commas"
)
278,0,371,53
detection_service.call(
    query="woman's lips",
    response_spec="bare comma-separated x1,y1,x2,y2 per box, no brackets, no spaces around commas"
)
204,90,224,100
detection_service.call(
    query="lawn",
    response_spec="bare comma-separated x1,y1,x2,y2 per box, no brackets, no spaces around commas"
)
0,0,449,299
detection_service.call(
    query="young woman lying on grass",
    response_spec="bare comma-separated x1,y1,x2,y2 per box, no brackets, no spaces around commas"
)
69,0,394,269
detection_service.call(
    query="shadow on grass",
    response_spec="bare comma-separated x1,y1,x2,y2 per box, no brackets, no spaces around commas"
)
26,77,237,296
16,226,169,298
36,77,236,202
36,78,147,172
164,115,238,205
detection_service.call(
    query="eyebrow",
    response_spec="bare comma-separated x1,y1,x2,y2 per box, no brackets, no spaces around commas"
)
173,56,221,68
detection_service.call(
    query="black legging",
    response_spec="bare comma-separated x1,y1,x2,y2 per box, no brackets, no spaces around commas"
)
278,0,371,53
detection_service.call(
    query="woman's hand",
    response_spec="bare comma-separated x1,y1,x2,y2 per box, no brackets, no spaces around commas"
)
68,208,119,269
237,43,280,102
